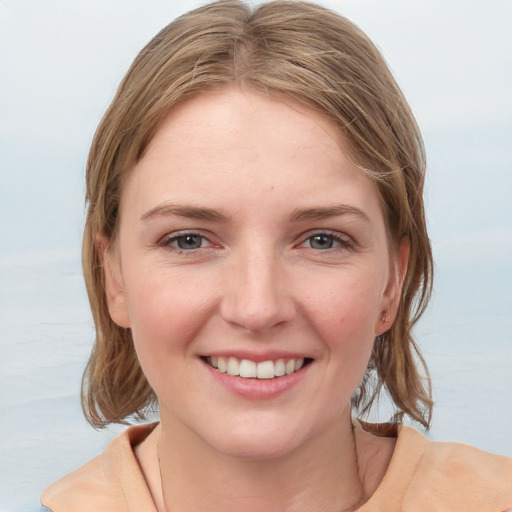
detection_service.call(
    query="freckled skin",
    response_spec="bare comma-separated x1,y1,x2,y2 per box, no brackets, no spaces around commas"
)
104,87,406,463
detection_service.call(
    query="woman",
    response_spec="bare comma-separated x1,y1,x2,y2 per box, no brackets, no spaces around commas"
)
41,1,512,511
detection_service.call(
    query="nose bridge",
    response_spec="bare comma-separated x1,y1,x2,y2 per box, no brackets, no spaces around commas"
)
221,238,293,332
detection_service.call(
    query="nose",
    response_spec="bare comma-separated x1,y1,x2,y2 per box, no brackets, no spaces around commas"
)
220,243,295,333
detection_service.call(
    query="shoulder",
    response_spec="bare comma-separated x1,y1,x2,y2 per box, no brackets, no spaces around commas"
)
41,452,118,512
41,423,158,512
389,426,512,511
359,422,512,512
407,427,512,510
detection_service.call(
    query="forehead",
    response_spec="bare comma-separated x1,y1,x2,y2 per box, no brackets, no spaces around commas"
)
121,86,381,223
145,87,344,161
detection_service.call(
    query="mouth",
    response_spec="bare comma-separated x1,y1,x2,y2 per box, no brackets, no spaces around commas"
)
202,356,313,380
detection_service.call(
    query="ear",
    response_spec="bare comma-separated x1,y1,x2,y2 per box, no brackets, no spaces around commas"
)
96,234,131,328
375,237,410,336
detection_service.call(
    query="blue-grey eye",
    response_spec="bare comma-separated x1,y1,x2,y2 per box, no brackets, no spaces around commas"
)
174,234,204,250
309,234,335,249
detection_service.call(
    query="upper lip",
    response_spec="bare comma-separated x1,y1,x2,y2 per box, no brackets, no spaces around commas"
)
200,350,313,363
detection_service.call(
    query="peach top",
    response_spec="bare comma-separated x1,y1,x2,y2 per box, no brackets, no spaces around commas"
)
41,422,512,512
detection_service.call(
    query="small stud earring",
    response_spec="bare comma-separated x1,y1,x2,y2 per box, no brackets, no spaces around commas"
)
381,315,390,323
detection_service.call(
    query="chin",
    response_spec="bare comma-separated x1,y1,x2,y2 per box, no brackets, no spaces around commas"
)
200,412,324,461
213,430,303,460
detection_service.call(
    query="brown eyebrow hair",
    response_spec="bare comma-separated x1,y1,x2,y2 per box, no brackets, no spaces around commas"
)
289,204,371,223
140,202,229,221
141,202,370,223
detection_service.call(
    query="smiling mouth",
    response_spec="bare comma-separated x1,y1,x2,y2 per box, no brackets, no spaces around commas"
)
203,356,313,380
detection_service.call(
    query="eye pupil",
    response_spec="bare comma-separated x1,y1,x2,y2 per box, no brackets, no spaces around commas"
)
310,234,334,249
177,235,203,250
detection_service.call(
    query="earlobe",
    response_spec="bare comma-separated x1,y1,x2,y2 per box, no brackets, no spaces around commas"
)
96,234,131,328
376,237,410,335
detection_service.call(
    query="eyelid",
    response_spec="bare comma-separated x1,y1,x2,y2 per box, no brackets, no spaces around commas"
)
157,230,218,251
297,229,354,249
156,229,354,253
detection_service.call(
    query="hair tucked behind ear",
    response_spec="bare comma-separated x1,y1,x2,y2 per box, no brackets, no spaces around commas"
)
82,0,433,429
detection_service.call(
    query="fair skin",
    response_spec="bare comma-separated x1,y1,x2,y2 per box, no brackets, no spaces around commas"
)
102,87,408,512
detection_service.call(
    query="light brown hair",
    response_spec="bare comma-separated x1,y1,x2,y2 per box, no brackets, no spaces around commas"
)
82,0,433,428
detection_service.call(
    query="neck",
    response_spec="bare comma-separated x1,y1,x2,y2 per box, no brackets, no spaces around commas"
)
156,409,368,512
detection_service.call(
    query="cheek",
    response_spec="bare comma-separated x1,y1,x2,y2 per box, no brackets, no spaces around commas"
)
122,267,218,373
302,271,383,344
298,269,384,395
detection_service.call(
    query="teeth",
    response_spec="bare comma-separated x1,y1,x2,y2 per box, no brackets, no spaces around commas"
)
275,359,286,377
227,357,239,376
217,357,227,373
206,356,307,379
257,360,274,379
239,359,257,378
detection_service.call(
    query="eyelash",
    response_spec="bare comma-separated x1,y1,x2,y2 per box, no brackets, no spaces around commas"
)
157,230,353,254
158,231,214,254
298,231,354,251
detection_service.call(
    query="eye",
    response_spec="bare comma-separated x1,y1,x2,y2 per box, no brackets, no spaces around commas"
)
159,232,211,251
308,234,336,249
301,232,352,250
174,234,205,250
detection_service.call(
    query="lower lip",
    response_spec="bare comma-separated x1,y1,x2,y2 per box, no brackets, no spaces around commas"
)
203,360,310,400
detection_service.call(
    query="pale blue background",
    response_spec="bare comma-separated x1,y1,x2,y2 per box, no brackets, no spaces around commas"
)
1,1,511,511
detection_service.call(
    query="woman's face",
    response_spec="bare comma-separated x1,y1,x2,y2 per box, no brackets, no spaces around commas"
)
104,87,407,458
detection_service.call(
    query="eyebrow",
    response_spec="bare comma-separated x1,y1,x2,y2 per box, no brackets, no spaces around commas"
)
141,202,370,223
140,202,229,221
289,204,371,223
